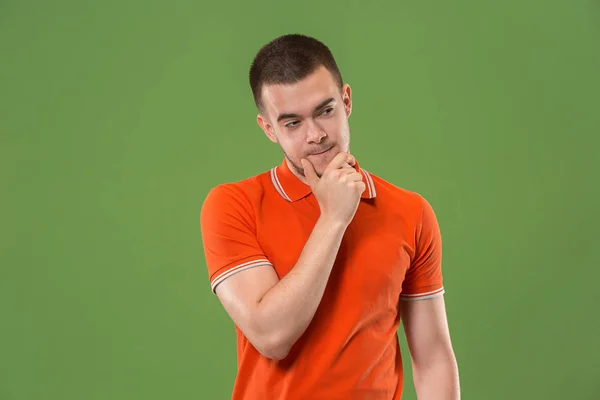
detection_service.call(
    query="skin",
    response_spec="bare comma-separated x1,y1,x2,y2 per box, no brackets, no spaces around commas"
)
214,63,460,398
256,64,352,181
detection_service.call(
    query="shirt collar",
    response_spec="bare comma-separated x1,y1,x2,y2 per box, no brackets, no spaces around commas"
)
270,157,377,202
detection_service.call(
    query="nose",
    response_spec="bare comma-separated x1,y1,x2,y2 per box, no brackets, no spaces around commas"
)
306,121,326,144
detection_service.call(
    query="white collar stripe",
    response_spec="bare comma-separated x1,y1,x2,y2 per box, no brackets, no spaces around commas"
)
360,169,372,198
363,169,376,197
270,168,291,201
273,167,291,201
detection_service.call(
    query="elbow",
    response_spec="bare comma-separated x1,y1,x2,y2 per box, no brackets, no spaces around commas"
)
244,304,296,360
247,320,293,360
255,331,293,360
260,342,291,360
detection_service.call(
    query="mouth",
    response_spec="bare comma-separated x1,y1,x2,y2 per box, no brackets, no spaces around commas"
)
309,146,334,156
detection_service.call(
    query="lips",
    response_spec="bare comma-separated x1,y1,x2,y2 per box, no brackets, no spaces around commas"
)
310,146,333,156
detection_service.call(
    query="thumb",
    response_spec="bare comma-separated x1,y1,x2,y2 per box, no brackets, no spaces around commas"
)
301,158,319,188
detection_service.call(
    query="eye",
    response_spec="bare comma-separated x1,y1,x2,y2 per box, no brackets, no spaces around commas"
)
321,107,333,115
285,121,299,129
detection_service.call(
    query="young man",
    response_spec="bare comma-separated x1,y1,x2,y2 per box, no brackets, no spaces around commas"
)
200,33,460,400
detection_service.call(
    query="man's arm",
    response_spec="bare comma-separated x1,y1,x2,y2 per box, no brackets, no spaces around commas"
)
211,152,365,360
215,215,346,360
401,295,460,400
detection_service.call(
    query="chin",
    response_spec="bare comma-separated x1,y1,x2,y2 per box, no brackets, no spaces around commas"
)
321,148,339,164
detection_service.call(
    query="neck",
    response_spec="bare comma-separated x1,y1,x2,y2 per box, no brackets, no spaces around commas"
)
284,157,310,185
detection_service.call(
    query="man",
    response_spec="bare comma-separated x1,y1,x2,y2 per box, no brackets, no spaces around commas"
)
200,33,460,399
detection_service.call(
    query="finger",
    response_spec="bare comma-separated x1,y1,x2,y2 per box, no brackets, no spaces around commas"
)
327,152,353,171
346,153,356,167
339,167,360,176
341,171,363,183
355,181,367,193
301,158,319,188
347,172,364,182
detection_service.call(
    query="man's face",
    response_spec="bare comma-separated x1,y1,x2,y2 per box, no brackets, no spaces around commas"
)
257,65,353,179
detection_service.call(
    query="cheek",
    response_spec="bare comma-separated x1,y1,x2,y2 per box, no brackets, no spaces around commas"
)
326,117,347,139
278,134,303,156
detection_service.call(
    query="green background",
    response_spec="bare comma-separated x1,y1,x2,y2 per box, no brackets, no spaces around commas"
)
1,1,599,399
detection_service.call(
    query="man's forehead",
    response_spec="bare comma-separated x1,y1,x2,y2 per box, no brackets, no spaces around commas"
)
263,86,335,108
261,67,339,116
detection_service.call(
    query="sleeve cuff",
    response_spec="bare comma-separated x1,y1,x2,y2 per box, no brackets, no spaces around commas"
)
400,287,445,301
210,258,273,294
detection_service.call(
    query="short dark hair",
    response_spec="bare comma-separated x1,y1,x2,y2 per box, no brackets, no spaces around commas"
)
249,33,344,116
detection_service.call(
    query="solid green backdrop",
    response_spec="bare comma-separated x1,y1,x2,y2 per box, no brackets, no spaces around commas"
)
1,1,599,399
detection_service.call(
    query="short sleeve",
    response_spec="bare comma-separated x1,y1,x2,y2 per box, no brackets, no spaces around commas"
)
200,184,273,294
400,195,445,301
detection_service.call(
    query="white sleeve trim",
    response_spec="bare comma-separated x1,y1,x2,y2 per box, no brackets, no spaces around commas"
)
400,287,445,301
211,259,273,294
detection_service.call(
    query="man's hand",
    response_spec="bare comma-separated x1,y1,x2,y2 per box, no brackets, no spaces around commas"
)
301,152,366,227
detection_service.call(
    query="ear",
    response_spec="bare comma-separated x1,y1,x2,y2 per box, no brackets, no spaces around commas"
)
257,113,278,143
341,84,352,118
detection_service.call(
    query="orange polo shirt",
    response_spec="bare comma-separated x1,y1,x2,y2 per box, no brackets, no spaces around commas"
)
200,158,445,400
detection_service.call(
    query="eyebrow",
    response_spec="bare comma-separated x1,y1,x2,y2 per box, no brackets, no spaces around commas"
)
276,97,336,122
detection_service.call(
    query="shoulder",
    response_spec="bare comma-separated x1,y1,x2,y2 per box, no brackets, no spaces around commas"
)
201,169,272,217
367,170,430,215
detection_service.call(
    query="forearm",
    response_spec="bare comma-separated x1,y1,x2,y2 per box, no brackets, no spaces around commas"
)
255,215,346,357
413,352,460,400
